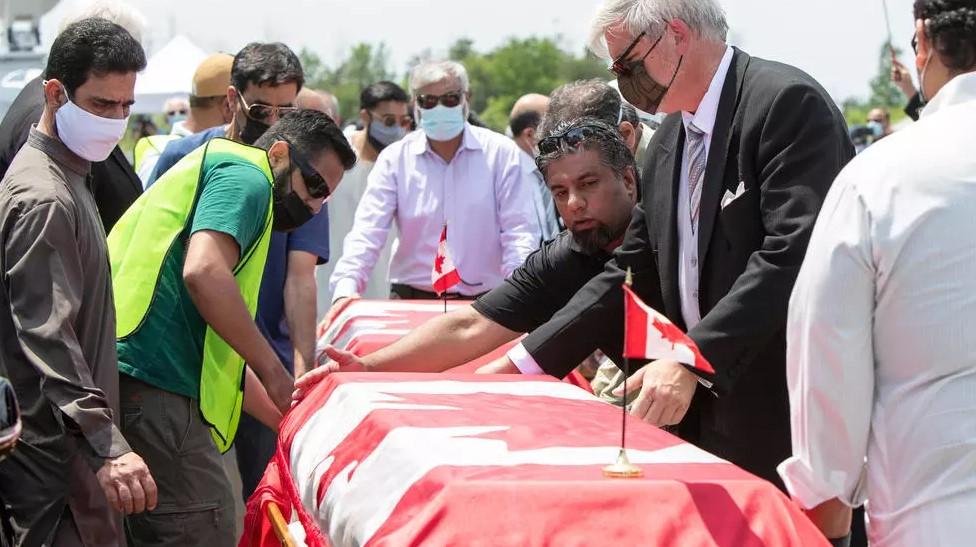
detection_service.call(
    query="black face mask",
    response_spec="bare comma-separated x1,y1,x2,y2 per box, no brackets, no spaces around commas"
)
240,117,270,145
271,166,314,232
618,55,683,115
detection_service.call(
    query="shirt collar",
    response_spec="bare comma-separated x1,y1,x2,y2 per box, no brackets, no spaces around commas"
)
409,123,477,156
920,71,976,118
681,45,734,136
27,125,90,177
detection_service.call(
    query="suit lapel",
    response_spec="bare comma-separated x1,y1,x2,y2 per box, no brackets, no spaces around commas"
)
110,146,144,195
648,116,685,326
696,48,749,265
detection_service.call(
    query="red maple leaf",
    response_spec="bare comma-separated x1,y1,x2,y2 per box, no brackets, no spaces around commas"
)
651,316,686,349
434,254,445,274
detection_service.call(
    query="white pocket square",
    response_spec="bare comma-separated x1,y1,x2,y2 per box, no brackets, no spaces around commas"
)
721,181,747,210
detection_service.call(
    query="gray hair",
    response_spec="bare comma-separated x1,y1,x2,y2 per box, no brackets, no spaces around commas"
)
539,79,621,138
59,0,147,44
588,0,729,57
409,60,469,95
536,117,637,183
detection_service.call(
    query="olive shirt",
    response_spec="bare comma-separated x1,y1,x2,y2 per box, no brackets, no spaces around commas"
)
116,154,270,399
0,127,128,546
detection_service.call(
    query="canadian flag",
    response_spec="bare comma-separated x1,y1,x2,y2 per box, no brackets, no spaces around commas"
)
622,283,715,374
431,225,461,296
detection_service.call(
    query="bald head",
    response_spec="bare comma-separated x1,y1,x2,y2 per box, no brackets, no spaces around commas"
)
510,93,550,120
297,88,341,124
509,93,550,156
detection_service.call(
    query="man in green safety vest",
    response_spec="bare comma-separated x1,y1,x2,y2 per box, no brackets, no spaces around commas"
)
108,109,356,545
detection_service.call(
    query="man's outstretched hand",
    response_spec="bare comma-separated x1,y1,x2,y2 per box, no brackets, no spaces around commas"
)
292,346,365,404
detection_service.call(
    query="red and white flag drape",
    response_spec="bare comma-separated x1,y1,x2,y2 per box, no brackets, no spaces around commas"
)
431,225,461,296
622,283,715,374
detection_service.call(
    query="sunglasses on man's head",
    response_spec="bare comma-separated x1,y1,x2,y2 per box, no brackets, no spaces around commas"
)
237,91,298,123
281,138,330,200
537,124,617,156
415,90,464,110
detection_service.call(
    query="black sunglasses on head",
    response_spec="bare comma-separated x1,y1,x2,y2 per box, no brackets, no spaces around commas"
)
280,138,330,200
537,124,618,156
416,90,464,110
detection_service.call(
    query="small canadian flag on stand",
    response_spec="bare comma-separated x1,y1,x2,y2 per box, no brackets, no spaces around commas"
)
432,225,461,296
622,281,715,374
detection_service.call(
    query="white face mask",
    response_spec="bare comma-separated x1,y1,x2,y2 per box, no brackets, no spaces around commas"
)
54,88,128,162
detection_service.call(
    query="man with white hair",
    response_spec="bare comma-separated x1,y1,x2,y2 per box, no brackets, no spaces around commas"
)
480,0,853,494
328,60,539,306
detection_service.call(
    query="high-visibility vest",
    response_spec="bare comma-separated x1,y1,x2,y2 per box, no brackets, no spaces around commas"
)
133,134,180,173
108,137,274,452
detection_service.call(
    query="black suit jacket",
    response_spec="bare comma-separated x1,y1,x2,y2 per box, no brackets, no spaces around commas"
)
0,77,142,232
521,48,854,486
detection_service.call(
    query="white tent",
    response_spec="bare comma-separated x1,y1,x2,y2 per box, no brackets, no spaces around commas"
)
132,34,206,114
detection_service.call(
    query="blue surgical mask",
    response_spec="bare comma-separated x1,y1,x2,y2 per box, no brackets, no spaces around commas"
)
167,113,187,127
866,120,884,138
367,118,407,151
419,103,465,141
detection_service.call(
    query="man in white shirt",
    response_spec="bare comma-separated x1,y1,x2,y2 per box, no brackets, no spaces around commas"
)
328,60,540,307
509,93,560,243
779,3,976,545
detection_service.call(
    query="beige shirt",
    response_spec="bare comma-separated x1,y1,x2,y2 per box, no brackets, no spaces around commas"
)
0,126,129,545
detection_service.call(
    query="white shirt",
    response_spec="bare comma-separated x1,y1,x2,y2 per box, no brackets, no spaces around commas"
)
508,46,733,375
778,72,976,546
135,121,196,187
521,150,561,243
330,125,540,299
676,45,733,329
315,153,393,315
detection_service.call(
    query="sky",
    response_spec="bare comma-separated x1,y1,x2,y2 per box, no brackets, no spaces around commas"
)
42,0,921,105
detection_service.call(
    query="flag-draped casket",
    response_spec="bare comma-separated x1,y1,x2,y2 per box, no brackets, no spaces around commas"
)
314,299,592,390
240,373,827,546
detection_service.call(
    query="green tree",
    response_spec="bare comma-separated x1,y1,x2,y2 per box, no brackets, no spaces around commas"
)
842,42,909,127
300,44,394,124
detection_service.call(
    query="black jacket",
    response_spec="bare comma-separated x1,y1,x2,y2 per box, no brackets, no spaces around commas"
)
0,77,141,232
519,48,855,486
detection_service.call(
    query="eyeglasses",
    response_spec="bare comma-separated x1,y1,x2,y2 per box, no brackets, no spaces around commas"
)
911,34,918,55
237,91,298,123
281,137,331,200
609,31,665,78
415,90,464,110
167,109,187,116
537,124,617,156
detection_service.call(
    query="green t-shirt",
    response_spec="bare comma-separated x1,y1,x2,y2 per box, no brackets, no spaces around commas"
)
117,155,271,399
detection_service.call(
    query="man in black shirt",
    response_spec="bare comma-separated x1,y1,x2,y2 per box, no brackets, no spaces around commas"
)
294,118,636,393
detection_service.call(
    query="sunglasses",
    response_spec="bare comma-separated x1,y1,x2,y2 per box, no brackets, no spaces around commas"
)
537,124,617,156
237,91,298,123
281,138,331,200
416,90,464,110
911,34,918,54
167,109,187,116
609,31,665,78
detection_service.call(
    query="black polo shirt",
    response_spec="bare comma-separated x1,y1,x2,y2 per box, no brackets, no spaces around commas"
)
472,231,611,333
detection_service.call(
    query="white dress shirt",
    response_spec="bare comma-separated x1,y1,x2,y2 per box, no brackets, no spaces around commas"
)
521,150,561,243
508,46,733,375
316,154,394,314
778,72,976,546
330,124,540,299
